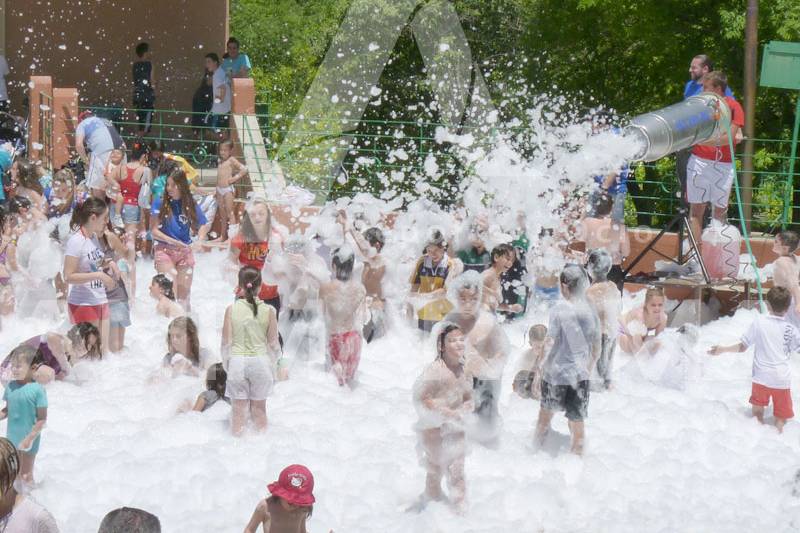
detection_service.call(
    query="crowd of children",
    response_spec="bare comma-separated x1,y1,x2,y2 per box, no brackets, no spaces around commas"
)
1,127,800,528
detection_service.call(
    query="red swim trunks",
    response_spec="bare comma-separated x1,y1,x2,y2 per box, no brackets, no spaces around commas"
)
328,331,362,386
750,382,794,420
68,303,110,324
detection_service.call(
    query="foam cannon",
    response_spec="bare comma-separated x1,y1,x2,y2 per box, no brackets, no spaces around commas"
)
624,93,733,162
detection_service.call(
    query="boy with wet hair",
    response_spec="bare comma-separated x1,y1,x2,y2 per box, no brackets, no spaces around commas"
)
481,243,523,315
535,264,600,455
710,287,800,433
585,248,622,389
319,246,367,386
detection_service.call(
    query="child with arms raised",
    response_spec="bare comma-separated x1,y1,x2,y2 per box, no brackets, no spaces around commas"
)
710,287,800,433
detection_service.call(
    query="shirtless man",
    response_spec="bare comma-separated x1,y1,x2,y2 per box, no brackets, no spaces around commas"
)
577,193,630,290
585,249,622,389
481,244,523,315
444,271,510,443
771,231,800,328
215,139,249,241
319,247,367,386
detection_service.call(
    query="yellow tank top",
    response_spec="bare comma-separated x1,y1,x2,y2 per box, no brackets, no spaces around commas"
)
231,299,272,357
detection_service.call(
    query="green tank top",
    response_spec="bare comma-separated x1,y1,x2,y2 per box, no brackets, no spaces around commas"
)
231,299,272,357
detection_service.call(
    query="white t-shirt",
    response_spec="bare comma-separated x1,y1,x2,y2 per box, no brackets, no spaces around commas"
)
211,67,231,114
0,55,9,101
741,314,800,389
64,230,108,306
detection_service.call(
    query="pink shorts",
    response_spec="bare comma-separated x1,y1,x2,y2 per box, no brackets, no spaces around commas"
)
750,382,794,420
154,243,195,269
328,331,362,386
68,303,110,323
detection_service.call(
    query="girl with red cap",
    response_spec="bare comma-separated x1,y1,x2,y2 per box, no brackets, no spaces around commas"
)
244,464,317,533
412,322,473,511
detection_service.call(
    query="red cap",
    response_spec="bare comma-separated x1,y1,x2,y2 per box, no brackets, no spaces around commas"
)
77,110,93,122
267,465,315,506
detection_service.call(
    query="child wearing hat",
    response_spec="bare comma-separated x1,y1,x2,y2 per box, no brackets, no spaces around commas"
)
244,464,317,533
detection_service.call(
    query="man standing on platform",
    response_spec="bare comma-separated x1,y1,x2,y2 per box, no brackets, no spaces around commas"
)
686,71,744,246
677,55,735,207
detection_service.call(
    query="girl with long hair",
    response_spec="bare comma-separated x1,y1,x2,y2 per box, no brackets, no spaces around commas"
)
149,168,208,309
221,266,280,436
63,197,116,356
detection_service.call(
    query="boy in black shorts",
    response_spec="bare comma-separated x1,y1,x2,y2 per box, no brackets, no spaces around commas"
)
535,264,600,455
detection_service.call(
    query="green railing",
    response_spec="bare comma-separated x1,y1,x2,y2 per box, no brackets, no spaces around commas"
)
38,92,53,170
77,103,798,234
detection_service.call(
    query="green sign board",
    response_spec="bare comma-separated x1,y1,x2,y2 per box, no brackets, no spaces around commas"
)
760,41,800,90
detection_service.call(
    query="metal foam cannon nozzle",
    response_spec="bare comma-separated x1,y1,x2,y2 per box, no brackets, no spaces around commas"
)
623,93,732,162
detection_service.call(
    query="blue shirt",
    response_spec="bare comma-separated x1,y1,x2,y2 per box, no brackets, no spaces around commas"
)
684,80,734,100
222,54,252,79
151,196,207,244
3,381,47,454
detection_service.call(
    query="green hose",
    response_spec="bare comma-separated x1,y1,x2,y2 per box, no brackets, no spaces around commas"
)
725,120,766,312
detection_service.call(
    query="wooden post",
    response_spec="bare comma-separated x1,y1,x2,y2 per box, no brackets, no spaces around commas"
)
231,77,255,114
27,75,52,158
52,88,79,169
741,0,759,230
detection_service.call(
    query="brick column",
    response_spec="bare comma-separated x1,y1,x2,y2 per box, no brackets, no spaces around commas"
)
231,78,255,114
52,88,79,169
27,75,52,159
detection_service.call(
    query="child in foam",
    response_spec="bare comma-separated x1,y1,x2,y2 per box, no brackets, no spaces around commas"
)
150,168,209,310
577,192,630,291
162,316,216,378
0,345,47,485
617,287,668,356
413,323,472,511
0,437,58,532
149,274,185,319
513,324,549,401
535,264,600,456
215,139,249,241
481,243,522,315
192,363,230,412
228,194,282,312
62,198,116,357
585,249,623,390
770,230,800,329
709,287,800,433
222,267,281,436
318,247,367,387
244,464,318,533
0,323,102,385
409,229,456,333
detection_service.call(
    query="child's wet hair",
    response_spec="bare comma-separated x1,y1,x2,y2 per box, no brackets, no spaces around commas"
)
206,363,227,398
332,247,355,281
67,322,102,360
490,243,514,265
363,227,385,252
644,286,665,304
238,266,262,317
9,344,39,368
586,248,612,280
778,231,800,254
593,192,613,217
152,274,176,301
767,286,791,315
528,324,547,343
435,322,462,359
0,438,19,496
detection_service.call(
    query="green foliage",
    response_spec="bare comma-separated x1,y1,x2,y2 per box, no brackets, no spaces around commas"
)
231,0,800,225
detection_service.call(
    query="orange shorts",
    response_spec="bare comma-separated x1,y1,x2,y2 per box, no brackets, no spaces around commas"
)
750,382,794,420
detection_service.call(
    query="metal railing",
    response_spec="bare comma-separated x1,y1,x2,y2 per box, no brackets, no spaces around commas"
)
37,92,53,170
76,103,799,234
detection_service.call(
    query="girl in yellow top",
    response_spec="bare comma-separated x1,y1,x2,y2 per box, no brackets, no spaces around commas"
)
221,266,281,436
409,230,456,332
